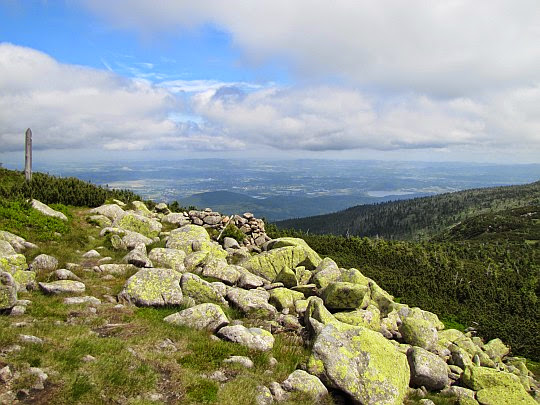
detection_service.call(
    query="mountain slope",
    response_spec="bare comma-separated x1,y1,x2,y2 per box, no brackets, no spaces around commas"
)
275,180,540,240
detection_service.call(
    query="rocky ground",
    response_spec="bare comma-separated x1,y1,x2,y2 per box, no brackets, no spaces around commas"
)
1,200,539,404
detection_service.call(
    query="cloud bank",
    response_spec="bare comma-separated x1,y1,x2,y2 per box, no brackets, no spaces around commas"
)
82,0,540,96
1,43,539,159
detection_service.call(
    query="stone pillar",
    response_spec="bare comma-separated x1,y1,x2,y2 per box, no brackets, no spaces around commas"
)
24,128,32,181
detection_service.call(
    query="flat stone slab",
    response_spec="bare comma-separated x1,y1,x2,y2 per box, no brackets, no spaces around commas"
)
64,296,101,306
38,280,86,294
31,199,67,221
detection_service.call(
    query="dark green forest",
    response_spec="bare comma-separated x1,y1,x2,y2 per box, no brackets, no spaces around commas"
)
0,168,140,207
276,180,540,240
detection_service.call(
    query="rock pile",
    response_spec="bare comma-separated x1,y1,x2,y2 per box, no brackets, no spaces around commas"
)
1,198,538,404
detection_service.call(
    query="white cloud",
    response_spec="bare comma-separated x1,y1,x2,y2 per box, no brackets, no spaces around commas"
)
81,0,540,96
0,43,237,152
1,43,539,159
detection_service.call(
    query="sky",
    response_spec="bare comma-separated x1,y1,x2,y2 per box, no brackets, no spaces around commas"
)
1,0,540,165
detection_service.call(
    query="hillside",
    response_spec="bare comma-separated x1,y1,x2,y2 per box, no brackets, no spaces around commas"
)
178,190,427,222
275,180,540,240
0,169,539,404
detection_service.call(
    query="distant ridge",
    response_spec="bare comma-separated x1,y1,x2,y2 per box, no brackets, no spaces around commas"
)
275,180,540,240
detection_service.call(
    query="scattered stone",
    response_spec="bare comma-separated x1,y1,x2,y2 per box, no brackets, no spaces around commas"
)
123,243,153,268
269,381,290,401
399,317,439,350
321,281,370,310
223,356,254,368
64,296,101,306
0,271,17,309
269,357,278,368
148,248,186,272
255,385,273,405
29,367,48,390
96,264,136,275
10,305,26,316
181,273,227,305
31,254,58,272
90,204,126,221
164,303,229,332
281,369,328,401
54,269,82,281
0,366,12,383
208,370,228,382
82,354,96,362
39,280,86,294
19,334,43,344
31,199,68,221
82,249,101,258
217,325,275,351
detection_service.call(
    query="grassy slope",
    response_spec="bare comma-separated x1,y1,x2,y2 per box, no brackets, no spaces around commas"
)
275,180,540,240
0,206,322,405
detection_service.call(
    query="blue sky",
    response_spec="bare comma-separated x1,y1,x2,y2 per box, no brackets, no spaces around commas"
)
1,1,540,164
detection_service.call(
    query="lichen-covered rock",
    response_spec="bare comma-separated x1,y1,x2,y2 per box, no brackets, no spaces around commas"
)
114,212,162,238
31,254,58,272
398,306,445,331
226,287,277,318
462,365,522,391
90,204,126,221
266,238,321,267
132,201,152,217
180,273,226,305
274,266,298,288
148,248,186,272
162,213,190,226
476,385,536,405
201,260,240,285
0,231,28,252
399,317,438,350
123,243,153,268
310,257,341,289
307,323,410,405
118,268,183,306
369,282,395,316
304,296,341,330
31,199,68,221
281,369,328,401
242,246,318,281
217,325,275,351
268,287,305,312
295,266,312,285
39,280,86,294
407,346,450,390
87,214,112,228
483,338,510,362
339,268,371,285
0,240,16,256
322,282,370,310
122,231,153,249
167,225,226,259
235,267,267,289
334,304,381,331
82,249,101,258
164,303,229,332
184,251,209,273
0,271,17,309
